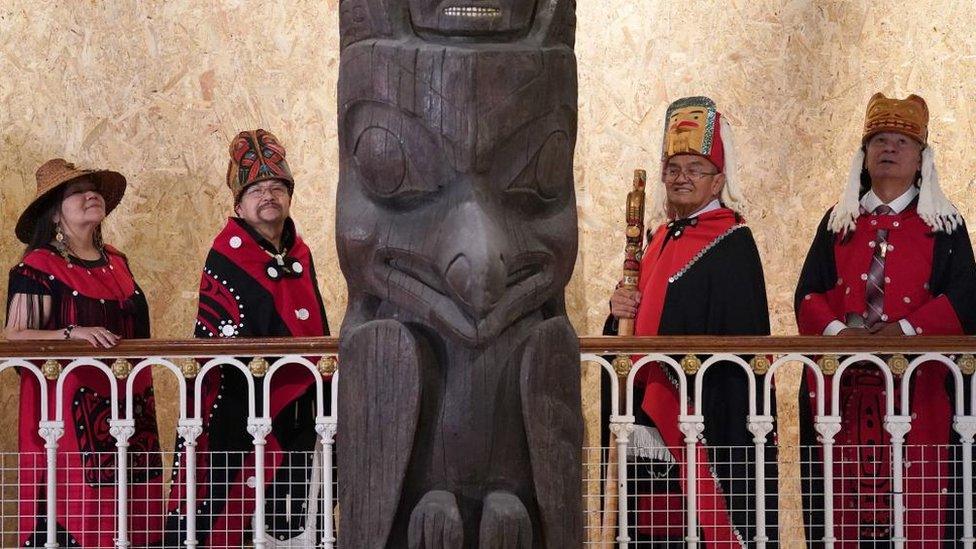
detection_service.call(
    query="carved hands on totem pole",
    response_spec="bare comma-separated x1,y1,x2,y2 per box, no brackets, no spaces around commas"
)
336,0,581,547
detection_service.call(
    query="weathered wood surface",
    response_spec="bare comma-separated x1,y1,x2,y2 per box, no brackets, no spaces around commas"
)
335,1,583,546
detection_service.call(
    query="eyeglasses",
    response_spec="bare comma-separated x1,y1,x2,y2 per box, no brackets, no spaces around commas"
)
243,182,290,199
662,166,718,183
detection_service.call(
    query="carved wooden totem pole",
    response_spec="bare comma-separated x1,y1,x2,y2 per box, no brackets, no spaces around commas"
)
336,0,582,547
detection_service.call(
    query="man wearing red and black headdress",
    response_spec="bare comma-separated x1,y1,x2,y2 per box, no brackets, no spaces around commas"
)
165,129,330,547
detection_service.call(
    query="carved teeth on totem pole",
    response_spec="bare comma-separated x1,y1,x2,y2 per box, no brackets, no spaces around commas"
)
443,5,502,17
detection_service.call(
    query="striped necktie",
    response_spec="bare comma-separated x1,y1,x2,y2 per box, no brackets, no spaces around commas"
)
864,204,893,327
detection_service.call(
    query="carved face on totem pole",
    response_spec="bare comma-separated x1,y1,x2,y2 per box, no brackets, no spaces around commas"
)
336,1,581,546
337,0,577,347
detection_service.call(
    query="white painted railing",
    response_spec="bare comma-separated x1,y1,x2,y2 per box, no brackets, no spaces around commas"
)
0,338,338,549
0,336,972,547
587,335,976,548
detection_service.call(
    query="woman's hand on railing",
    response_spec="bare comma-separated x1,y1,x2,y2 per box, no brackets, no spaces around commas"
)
610,286,641,320
69,326,120,348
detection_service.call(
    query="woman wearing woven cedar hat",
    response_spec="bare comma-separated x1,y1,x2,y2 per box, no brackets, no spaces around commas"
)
3,158,163,547
796,94,976,546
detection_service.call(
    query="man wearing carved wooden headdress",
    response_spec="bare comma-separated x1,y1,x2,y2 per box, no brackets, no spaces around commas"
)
607,96,775,546
164,129,330,547
795,93,976,546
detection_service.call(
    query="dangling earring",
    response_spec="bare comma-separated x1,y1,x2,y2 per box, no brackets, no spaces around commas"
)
54,222,70,261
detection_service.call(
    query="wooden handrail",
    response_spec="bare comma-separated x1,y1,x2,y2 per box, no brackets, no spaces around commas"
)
0,335,973,360
578,335,976,354
0,337,341,359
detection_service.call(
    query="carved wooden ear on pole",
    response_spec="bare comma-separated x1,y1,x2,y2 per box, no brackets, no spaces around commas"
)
336,0,582,546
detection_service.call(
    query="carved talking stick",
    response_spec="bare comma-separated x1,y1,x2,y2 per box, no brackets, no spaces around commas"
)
601,169,646,545
617,169,647,336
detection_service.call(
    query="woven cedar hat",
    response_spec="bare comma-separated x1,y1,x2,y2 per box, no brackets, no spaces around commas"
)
828,93,961,234
15,158,126,244
226,129,294,203
862,93,928,145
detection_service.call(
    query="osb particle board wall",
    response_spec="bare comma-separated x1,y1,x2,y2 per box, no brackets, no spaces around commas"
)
0,0,975,540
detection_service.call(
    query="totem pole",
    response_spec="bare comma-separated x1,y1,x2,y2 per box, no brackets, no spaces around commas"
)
335,0,582,547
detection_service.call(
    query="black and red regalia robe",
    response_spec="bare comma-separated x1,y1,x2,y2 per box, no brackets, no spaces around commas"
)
604,207,776,547
7,245,162,548
795,203,976,548
164,217,330,547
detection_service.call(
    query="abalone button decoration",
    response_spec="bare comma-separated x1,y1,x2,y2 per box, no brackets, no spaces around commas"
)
292,261,303,274
267,266,279,279
229,236,243,249
296,308,310,321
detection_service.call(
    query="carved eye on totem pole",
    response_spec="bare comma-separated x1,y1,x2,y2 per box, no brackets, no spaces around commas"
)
347,103,450,205
406,0,540,38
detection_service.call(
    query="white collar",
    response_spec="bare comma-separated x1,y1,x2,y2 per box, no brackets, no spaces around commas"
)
860,185,919,214
675,198,722,220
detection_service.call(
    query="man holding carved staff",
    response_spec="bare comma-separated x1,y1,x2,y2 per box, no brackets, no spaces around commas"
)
606,96,776,545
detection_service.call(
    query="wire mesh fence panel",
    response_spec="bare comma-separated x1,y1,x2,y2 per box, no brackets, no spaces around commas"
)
1,443,968,547
581,442,970,547
1,452,33,549
585,443,778,546
160,449,338,548
0,449,340,548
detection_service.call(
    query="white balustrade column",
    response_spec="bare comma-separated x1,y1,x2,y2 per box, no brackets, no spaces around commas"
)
814,416,841,549
884,415,912,549
954,415,976,549
109,419,136,548
315,419,338,549
748,414,775,548
609,420,634,548
247,418,273,548
177,419,204,548
679,414,705,549
37,420,65,549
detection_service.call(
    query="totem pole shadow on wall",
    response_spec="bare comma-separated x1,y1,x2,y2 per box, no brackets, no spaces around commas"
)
335,0,583,547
